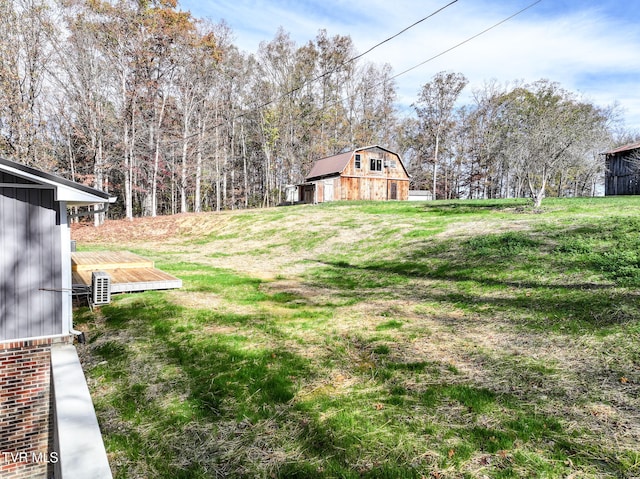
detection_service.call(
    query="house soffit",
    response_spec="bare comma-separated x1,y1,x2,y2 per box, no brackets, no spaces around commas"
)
0,157,116,206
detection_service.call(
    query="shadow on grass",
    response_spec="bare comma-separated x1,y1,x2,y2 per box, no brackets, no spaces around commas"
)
417,198,531,216
88,292,317,478
306,224,640,332
311,259,639,331
83,212,640,478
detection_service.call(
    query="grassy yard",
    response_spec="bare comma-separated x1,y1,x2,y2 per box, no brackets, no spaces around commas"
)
72,197,640,478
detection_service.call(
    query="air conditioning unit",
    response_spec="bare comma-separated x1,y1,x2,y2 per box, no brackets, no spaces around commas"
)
92,271,111,305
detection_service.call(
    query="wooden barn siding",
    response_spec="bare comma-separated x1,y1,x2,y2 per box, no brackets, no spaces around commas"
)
340,176,409,200
316,181,324,202
342,148,407,179
340,148,409,201
396,179,410,200
0,173,62,341
605,153,640,195
304,147,409,203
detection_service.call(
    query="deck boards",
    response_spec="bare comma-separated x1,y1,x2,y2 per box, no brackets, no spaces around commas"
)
71,251,182,293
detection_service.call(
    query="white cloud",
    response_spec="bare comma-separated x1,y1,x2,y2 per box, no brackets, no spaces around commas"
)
182,0,640,130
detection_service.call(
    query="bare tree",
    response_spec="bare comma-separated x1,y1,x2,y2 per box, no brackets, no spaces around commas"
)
413,71,468,199
498,80,612,207
0,0,55,166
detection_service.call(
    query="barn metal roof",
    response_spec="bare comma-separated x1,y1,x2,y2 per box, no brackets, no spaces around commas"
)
0,157,116,206
306,151,354,180
604,141,640,155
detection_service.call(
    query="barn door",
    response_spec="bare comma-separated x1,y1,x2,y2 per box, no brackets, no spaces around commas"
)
390,181,397,200
324,180,334,201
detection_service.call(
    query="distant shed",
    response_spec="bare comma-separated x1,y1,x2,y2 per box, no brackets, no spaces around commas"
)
408,190,433,201
604,142,640,196
301,145,410,203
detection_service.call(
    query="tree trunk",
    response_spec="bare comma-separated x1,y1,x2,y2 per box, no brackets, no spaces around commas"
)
195,115,204,213
231,168,235,210
123,74,134,220
94,136,105,226
180,114,189,213
241,122,248,208
214,107,221,211
151,94,167,217
528,172,546,209
432,134,439,200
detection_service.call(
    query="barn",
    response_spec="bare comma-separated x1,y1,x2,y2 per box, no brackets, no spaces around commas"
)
300,146,410,203
604,142,640,196
0,157,114,479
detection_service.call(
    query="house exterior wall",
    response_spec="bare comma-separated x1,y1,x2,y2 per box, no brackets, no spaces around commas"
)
0,158,112,479
1,172,63,341
0,338,63,479
605,151,640,195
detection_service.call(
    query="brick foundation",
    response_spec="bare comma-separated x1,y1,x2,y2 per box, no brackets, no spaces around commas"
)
0,337,71,479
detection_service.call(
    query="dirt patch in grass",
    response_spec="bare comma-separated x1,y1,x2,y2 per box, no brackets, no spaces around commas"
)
165,290,255,316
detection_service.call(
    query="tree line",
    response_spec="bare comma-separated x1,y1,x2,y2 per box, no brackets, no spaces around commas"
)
0,0,634,219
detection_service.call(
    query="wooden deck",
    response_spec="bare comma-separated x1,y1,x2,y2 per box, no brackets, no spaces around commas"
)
71,251,182,293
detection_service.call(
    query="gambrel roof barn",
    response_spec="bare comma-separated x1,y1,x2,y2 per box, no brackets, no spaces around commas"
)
301,145,410,203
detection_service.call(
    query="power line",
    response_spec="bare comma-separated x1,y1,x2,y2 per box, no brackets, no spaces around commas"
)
343,0,459,66
178,0,542,143
239,1,460,118
275,0,545,125
299,0,543,141
389,0,543,82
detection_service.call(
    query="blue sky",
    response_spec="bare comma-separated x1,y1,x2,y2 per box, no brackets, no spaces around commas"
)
179,0,640,132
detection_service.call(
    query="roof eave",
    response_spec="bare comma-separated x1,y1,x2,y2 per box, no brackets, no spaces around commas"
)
305,173,341,182
603,142,640,155
0,157,113,205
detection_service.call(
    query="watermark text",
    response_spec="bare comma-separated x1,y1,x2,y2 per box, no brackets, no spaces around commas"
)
2,451,59,464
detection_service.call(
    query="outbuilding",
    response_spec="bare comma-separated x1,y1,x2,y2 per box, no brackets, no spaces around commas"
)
604,142,640,196
0,157,115,479
302,146,410,203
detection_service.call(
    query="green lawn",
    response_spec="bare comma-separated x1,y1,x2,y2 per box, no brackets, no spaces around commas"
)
74,197,640,478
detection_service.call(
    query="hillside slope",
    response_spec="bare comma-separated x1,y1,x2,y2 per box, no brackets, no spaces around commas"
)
73,198,640,479
72,200,533,278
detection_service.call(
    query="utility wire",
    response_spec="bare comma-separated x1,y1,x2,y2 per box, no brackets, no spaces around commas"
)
341,0,459,67
178,0,541,142
276,0,544,128
266,0,544,123
167,1,459,144
240,0,460,117
389,0,543,82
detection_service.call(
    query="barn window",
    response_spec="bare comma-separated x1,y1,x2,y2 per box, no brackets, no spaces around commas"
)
370,158,382,171
355,154,361,169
